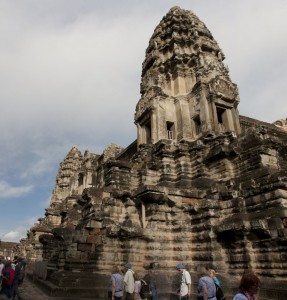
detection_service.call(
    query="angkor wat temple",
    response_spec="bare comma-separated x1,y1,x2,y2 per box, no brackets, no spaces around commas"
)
19,6,287,300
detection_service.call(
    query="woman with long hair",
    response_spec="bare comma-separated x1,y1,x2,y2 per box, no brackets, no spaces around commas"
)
109,265,124,300
233,272,260,300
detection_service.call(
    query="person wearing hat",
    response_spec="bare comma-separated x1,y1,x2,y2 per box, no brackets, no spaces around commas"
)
123,263,135,300
176,263,192,300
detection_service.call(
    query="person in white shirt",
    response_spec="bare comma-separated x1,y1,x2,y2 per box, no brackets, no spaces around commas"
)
176,263,192,300
124,263,135,300
11,256,18,270
0,257,4,286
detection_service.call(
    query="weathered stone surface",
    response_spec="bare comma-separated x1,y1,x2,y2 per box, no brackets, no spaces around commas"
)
17,6,287,300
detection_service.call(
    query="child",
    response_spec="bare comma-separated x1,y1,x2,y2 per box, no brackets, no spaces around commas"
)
134,272,142,300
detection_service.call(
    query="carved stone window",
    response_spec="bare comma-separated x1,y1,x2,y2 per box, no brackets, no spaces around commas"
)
143,120,152,144
166,121,175,139
78,173,84,186
216,106,226,132
193,115,201,135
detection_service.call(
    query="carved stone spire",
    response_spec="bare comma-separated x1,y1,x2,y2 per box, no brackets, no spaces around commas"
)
50,146,83,205
135,6,241,147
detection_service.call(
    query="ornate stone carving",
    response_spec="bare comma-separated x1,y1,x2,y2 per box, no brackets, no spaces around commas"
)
209,77,239,100
273,118,287,131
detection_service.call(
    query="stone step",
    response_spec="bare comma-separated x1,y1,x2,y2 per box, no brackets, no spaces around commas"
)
18,276,105,300
22,274,107,300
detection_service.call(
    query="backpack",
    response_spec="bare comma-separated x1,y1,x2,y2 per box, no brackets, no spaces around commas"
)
215,283,225,300
3,268,15,287
139,279,151,299
18,264,26,284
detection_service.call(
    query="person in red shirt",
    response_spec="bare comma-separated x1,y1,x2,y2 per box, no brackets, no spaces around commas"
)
1,260,15,298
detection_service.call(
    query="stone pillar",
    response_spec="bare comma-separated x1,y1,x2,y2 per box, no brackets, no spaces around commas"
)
232,108,241,135
151,108,157,143
222,109,233,131
137,124,142,148
211,102,218,131
180,99,192,140
199,87,212,131
174,99,182,140
141,202,147,228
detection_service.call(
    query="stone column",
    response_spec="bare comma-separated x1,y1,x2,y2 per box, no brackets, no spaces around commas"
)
199,86,212,131
151,108,157,143
231,108,241,135
137,123,142,148
180,98,192,140
222,109,233,132
141,202,147,228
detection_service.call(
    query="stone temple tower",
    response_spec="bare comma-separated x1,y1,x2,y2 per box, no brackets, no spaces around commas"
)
135,6,241,147
18,6,287,300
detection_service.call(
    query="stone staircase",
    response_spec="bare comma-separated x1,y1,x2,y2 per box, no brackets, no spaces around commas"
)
18,272,106,300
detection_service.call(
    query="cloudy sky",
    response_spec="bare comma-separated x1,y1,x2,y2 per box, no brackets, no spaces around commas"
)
0,0,286,243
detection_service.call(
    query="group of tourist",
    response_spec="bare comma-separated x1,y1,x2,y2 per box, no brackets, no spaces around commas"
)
108,263,158,300
176,263,260,300
108,262,260,300
0,256,26,300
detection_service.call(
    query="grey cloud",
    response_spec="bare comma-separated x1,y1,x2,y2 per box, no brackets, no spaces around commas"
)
0,181,33,199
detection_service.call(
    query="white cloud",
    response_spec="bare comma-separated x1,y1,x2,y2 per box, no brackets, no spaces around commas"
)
0,7,141,151
0,181,33,199
0,216,37,242
1,231,20,242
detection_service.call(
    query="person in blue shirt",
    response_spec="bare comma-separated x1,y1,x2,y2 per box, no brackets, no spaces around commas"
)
197,266,216,300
